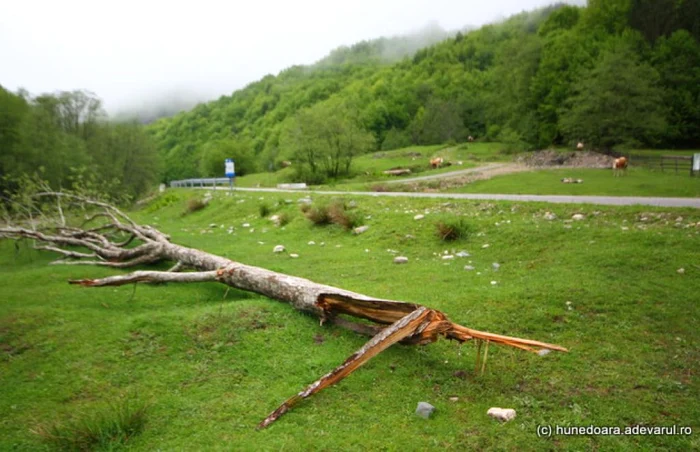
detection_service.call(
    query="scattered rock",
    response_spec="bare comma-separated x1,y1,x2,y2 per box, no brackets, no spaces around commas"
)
490,281,498,285
442,255,454,260
482,244,490,249
464,265,475,271
414,214,425,220
449,396,459,402
405,234,415,239
394,256,409,264
308,241,316,245
298,198,312,205
456,251,470,258
209,223,218,228
492,263,500,271
273,245,285,254
290,253,299,258
353,225,370,235
415,402,435,419
566,301,573,311
572,214,585,221
537,349,551,357
348,200,357,208
677,268,685,274
242,223,250,228
270,215,280,225
487,407,516,422
544,212,557,221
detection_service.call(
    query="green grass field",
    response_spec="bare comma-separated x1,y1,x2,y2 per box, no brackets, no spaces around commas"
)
447,168,700,198
1,190,698,450
235,142,510,188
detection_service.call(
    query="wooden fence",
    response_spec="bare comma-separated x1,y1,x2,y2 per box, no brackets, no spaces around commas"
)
626,154,695,176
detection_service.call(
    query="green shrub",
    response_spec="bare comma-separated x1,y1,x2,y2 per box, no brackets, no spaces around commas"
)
259,203,271,218
304,204,332,226
436,219,473,242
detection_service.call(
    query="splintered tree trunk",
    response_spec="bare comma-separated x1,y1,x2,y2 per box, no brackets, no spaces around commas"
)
1,192,567,428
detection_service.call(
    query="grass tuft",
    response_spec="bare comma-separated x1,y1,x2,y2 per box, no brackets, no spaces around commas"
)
277,212,291,227
305,200,361,230
32,399,149,451
436,219,473,241
258,203,272,218
184,198,208,215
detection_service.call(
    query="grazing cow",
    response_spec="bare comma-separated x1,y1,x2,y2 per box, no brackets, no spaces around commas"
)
430,157,444,169
612,157,628,176
576,142,584,150
468,136,474,142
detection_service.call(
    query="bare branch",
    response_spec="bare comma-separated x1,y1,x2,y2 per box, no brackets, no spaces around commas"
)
69,270,219,287
259,307,431,429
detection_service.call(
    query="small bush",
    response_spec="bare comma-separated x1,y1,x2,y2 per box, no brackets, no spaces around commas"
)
304,200,360,230
184,198,208,215
299,203,311,213
436,219,473,242
277,212,291,227
328,202,361,230
33,399,149,451
305,204,332,226
259,203,271,218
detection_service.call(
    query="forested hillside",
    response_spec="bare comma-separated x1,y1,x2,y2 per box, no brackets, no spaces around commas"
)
148,0,700,183
0,88,160,199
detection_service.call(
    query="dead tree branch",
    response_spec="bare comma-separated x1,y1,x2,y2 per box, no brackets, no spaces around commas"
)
0,191,568,428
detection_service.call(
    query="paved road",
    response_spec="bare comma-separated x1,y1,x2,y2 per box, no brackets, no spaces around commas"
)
214,186,700,208
384,163,508,184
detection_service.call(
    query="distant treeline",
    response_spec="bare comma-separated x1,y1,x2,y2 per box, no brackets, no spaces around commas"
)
0,88,160,200
147,0,700,182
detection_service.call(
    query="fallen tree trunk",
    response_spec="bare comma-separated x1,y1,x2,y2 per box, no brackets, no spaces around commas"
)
1,192,567,428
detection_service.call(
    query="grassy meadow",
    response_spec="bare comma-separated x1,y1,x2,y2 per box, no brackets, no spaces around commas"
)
446,167,700,198
1,189,698,450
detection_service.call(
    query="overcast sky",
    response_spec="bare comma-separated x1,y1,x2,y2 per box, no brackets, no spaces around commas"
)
1,0,586,113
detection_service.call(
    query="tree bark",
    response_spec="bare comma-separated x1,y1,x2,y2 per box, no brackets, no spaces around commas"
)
1,192,567,428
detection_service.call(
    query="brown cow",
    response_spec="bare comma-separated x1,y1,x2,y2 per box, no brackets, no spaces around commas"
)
612,157,628,176
430,157,444,169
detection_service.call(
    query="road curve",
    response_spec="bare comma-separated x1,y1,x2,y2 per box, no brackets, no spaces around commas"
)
215,187,700,208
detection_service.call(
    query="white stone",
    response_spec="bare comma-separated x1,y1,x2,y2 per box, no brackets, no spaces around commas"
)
487,407,516,422
415,402,435,419
273,245,285,254
464,265,475,271
308,241,316,245
290,254,299,258
537,349,551,357
544,212,557,221
482,244,490,249
209,223,217,228
414,214,425,220
353,225,370,235
677,268,685,274
456,251,470,258
394,256,409,264
490,281,497,285
492,263,500,271
572,214,585,221
442,255,454,260
242,223,250,228
449,396,459,402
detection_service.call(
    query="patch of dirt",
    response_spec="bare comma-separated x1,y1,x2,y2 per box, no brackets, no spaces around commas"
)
518,150,615,168
399,164,532,192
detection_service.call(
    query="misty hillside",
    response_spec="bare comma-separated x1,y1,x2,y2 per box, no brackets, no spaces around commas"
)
148,1,700,182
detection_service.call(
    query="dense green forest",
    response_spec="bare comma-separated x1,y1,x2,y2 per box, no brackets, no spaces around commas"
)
2,0,699,191
148,0,700,183
0,88,160,199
